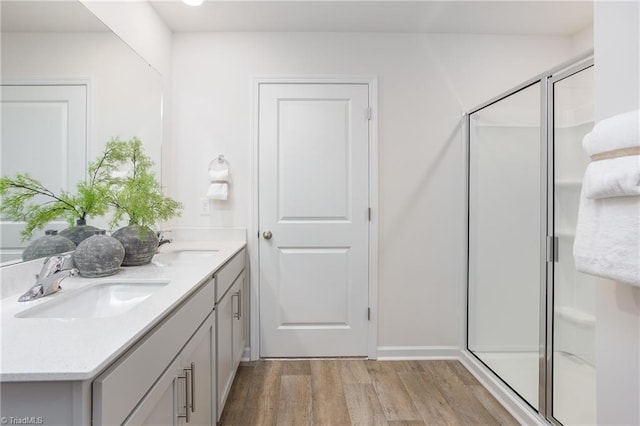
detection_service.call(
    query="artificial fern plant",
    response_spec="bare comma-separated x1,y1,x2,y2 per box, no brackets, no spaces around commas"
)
0,145,119,240
103,137,182,229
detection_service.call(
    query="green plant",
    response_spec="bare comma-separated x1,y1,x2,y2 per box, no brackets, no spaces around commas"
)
0,147,119,240
103,137,182,229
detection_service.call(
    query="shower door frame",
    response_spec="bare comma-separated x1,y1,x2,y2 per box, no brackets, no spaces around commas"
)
545,58,595,425
463,52,594,425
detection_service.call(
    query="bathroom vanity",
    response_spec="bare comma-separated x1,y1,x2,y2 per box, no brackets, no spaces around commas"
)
0,242,246,425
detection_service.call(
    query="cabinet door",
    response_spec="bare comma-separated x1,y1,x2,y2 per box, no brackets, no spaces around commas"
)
216,286,234,420
232,272,246,366
124,358,181,426
179,312,214,426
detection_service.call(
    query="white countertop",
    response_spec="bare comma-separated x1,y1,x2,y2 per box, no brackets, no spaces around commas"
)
0,240,245,382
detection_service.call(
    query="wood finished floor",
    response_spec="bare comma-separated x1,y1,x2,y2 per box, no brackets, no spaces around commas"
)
219,360,519,426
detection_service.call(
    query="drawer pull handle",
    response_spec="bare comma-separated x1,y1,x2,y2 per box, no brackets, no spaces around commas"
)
232,292,240,319
178,368,191,423
190,362,196,413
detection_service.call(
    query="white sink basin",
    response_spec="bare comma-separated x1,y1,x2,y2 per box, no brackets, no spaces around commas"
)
16,281,169,319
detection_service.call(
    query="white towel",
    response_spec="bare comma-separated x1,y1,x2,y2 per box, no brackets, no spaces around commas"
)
209,169,229,182
207,182,228,200
574,109,640,287
583,109,640,155
207,167,229,200
583,156,640,199
574,188,640,286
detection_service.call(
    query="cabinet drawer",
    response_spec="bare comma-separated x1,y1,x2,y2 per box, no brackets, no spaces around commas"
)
92,279,214,426
215,247,246,303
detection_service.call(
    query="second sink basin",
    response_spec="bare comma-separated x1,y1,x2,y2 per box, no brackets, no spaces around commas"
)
17,281,169,319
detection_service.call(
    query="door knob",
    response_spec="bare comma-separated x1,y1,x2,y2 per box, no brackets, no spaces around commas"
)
263,230,273,240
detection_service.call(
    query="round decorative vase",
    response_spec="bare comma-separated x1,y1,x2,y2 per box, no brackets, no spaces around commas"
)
112,225,159,266
59,219,100,246
22,229,76,261
72,230,125,277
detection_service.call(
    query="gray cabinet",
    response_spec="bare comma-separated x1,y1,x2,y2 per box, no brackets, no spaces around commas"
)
128,356,181,425
232,273,247,368
216,282,234,419
214,248,247,420
0,245,250,426
93,278,216,425
180,313,214,425
126,312,214,426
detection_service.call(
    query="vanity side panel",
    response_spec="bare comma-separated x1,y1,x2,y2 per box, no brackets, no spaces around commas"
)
0,381,85,425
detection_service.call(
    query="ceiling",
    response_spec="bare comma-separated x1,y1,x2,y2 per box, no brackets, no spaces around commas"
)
1,1,109,33
149,0,593,36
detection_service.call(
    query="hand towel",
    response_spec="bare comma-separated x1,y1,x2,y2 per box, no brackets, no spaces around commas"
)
573,187,640,286
209,169,229,182
583,109,639,155
583,155,640,199
207,167,230,200
207,182,228,200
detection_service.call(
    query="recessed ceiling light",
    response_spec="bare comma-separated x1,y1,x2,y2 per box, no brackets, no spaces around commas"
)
182,0,203,6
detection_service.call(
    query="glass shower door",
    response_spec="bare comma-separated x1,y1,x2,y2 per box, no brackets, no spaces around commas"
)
551,65,596,425
468,82,542,410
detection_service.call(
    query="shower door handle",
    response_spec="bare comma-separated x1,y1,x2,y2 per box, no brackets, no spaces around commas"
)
546,236,558,263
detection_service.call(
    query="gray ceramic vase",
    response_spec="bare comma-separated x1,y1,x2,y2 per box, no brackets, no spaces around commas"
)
73,231,125,277
112,225,159,266
22,230,76,261
59,219,100,246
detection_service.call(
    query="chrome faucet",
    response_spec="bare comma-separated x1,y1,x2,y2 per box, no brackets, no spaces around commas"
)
18,254,79,302
157,231,172,249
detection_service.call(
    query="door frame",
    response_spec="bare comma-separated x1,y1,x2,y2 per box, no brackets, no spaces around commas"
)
249,76,379,360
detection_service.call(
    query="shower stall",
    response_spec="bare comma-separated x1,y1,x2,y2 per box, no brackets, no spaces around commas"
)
465,53,595,425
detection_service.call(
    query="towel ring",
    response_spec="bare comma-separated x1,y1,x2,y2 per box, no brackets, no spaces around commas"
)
208,155,230,173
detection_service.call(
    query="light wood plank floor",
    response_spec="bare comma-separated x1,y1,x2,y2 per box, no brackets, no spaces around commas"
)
219,360,519,426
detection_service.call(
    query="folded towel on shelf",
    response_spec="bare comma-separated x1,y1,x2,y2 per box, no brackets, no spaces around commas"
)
207,182,228,200
574,109,640,287
583,155,640,199
574,189,640,286
582,109,640,155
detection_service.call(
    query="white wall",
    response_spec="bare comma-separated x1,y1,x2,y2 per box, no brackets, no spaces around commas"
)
80,1,172,78
81,0,174,191
171,32,575,349
571,24,594,56
593,1,640,424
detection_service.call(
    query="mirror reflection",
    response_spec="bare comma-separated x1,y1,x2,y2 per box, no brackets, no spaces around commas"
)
0,0,162,264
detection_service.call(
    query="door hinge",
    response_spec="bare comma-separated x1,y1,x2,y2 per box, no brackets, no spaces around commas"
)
365,107,372,120
368,207,372,221
367,307,371,321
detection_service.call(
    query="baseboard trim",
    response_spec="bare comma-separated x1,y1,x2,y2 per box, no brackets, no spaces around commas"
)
459,350,545,425
376,346,460,360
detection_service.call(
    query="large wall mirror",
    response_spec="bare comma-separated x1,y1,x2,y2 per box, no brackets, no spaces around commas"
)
1,0,162,264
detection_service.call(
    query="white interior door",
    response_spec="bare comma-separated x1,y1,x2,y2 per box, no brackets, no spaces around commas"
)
259,83,370,357
0,84,87,260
